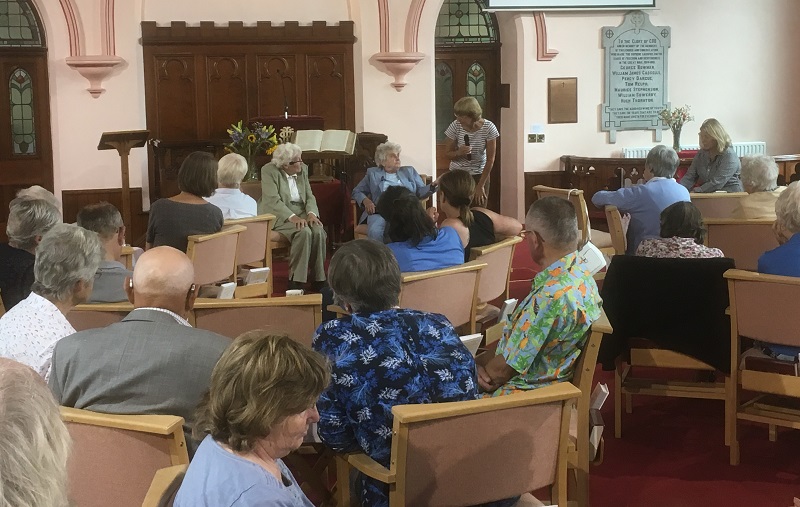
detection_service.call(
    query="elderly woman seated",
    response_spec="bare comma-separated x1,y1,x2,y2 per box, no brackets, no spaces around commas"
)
437,168,522,260
730,154,785,219
380,186,463,272
753,181,800,361
205,153,258,219
0,223,103,379
0,197,61,310
175,331,329,506
636,201,724,259
313,239,480,507
352,141,435,241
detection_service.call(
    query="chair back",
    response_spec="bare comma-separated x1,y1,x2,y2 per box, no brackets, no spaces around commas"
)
192,294,322,347
61,407,189,507
399,261,485,333
604,205,627,255
185,225,246,286
67,302,133,332
533,185,590,246
691,192,748,218
468,235,522,304
142,465,188,507
704,218,778,271
224,214,276,265
389,382,580,506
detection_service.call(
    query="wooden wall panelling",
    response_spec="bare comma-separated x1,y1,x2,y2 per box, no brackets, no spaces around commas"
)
62,188,148,247
306,54,349,130
154,55,198,140
257,55,299,117
523,170,568,215
206,54,249,139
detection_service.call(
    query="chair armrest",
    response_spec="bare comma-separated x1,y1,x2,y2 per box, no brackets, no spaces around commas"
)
347,453,396,484
142,464,188,507
327,304,349,317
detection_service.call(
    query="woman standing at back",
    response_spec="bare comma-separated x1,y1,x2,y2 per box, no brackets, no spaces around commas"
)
443,97,499,206
438,169,522,261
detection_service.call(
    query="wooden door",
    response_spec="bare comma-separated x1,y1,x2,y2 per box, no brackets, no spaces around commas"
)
435,47,502,211
0,50,53,241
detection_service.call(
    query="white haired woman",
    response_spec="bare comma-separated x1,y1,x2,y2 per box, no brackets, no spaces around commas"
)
730,154,785,219
680,118,743,193
0,358,71,507
259,143,326,289
205,153,258,219
0,197,61,310
352,141,436,241
0,223,103,380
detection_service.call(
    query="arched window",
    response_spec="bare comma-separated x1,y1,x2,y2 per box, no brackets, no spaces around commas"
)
9,68,35,154
0,0,43,47
435,0,498,47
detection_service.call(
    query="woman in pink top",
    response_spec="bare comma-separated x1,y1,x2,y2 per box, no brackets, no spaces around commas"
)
636,201,723,259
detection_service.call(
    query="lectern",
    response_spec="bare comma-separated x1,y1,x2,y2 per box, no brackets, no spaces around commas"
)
98,130,149,234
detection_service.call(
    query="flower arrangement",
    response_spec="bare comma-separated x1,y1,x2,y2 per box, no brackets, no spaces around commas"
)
658,105,694,151
225,120,278,180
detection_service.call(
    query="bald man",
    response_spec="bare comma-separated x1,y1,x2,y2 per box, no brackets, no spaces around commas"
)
48,247,230,455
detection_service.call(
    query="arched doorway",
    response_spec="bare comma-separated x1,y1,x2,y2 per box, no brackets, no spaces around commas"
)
0,0,53,240
434,0,501,211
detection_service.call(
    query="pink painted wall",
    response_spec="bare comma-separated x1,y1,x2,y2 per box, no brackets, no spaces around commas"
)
31,0,800,220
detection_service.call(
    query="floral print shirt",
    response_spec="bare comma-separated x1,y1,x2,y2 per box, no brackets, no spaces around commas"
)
636,236,724,259
313,309,478,507
493,252,602,396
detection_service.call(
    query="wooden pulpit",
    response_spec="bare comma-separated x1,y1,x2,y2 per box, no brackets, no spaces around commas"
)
98,130,150,235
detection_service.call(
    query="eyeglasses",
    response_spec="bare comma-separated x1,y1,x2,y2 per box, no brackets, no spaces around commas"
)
288,160,303,165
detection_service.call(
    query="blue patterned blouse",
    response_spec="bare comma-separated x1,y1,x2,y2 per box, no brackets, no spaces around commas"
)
313,308,479,507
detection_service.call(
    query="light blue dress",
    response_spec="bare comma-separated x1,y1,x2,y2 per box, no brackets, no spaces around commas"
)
174,435,314,507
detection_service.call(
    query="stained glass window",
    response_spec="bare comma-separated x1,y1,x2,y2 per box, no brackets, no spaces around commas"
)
435,62,454,141
466,62,486,111
0,0,42,47
10,68,36,155
435,0,498,46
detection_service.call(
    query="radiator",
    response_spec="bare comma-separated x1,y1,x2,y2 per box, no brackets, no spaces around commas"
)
622,142,767,158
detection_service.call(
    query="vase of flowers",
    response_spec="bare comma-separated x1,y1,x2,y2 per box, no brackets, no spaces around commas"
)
659,105,694,152
225,120,278,181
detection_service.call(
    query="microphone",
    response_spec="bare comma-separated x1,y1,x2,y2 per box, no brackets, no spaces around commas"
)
279,70,289,119
464,134,471,161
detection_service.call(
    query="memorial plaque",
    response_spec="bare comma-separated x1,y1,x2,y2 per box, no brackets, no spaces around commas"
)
601,11,670,142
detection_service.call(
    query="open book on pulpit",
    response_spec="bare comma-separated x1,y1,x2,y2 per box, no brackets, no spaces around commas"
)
292,129,356,156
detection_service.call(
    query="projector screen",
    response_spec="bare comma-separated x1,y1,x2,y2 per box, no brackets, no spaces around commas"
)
485,0,656,10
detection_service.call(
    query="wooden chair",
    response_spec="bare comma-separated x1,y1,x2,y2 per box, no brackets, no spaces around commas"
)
191,294,322,347
468,235,523,327
604,205,626,256
120,244,135,269
66,302,133,332
725,269,800,465
335,382,581,507
61,407,189,507
568,309,612,507
185,224,246,287
533,185,613,252
398,260,486,334
224,214,277,298
691,192,748,219
704,218,778,271
142,464,187,507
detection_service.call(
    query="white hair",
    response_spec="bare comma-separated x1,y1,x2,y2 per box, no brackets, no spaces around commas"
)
16,185,61,212
525,197,579,250
374,142,401,167
775,181,800,235
217,153,248,187
645,145,679,178
33,223,104,303
271,143,302,169
740,154,779,193
0,359,71,507
6,197,61,251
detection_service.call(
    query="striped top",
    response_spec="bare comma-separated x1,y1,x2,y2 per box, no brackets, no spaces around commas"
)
444,119,499,175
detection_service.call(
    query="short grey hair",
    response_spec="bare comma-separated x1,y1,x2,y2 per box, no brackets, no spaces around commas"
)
374,142,401,167
6,197,61,251
645,145,680,178
32,223,104,303
271,143,302,169
526,196,579,250
16,185,61,211
0,358,71,507
217,153,248,187
775,181,800,235
328,239,401,313
76,201,123,241
740,154,779,192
